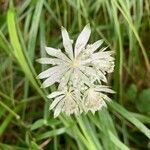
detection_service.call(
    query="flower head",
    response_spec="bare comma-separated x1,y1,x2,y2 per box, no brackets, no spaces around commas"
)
37,24,115,117
83,85,115,114
48,88,83,118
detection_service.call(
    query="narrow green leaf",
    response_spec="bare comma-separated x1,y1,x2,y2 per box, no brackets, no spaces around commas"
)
36,127,67,141
0,143,27,150
27,0,44,61
109,101,150,139
0,100,20,120
7,8,46,100
30,119,45,131
108,131,130,150
0,105,22,135
30,141,41,150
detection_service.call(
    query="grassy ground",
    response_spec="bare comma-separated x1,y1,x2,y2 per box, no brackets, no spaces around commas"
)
0,0,150,149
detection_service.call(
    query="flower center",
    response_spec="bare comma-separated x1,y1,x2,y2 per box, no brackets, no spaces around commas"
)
71,59,80,68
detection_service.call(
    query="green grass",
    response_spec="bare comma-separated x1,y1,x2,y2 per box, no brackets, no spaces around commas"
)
0,0,150,149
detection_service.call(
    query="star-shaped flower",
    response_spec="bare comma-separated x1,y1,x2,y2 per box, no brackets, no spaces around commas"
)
37,24,115,117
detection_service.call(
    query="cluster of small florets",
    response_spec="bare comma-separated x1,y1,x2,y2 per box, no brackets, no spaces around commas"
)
37,24,115,118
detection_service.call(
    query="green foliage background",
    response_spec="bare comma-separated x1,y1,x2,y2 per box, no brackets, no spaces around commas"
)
0,0,150,149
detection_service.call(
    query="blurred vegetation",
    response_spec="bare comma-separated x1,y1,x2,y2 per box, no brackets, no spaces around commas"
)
0,0,150,149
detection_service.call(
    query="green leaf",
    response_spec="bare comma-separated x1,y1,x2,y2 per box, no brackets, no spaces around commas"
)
30,141,41,150
31,118,61,131
131,113,150,124
0,105,22,135
108,131,130,150
36,127,67,141
98,109,118,150
109,101,150,139
30,119,45,131
27,0,44,61
0,143,27,150
7,7,46,100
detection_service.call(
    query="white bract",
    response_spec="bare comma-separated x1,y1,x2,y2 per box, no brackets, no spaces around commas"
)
37,24,115,118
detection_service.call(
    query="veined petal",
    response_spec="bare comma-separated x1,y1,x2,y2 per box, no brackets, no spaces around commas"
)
45,47,71,62
41,73,61,88
101,93,112,102
78,70,91,86
87,39,104,54
81,66,97,76
41,66,69,88
36,58,67,65
37,66,66,79
94,57,114,62
54,100,64,118
58,69,73,90
96,60,112,67
104,96,112,102
80,66,97,83
92,51,114,60
100,46,108,52
75,24,91,57
95,86,115,93
96,69,108,83
49,95,65,110
47,91,64,99
61,26,73,59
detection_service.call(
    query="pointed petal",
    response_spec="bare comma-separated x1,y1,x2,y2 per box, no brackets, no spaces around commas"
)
87,39,103,54
41,74,60,88
37,66,64,79
101,93,112,102
75,24,91,57
100,46,109,52
41,67,69,88
61,26,73,59
49,95,65,110
45,47,70,62
95,86,115,93
99,100,107,108
36,58,67,65
97,60,111,67
92,50,114,60
36,58,54,64
78,70,91,86
58,69,73,90
54,100,64,118
97,69,108,83
80,66,98,83
47,91,64,99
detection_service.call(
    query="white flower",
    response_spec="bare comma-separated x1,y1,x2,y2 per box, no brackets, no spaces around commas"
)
37,24,115,117
83,85,115,114
48,88,82,118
